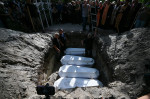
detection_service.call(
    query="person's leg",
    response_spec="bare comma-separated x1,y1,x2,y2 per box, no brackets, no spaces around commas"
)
55,51,61,61
0,19,4,28
60,46,65,56
135,20,141,28
89,21,92,31
77,12,80,24
86,50,92,57
85,49,88,57
85,17,87,30
82,17,85,30
89,50,92,57
140,21,146,27
82,17,87,31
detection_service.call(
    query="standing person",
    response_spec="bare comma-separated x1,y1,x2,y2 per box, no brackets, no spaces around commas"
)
88,1,92,32
75,0,81,24
82,33,94,57
110,0,121,28
67,2,73,23
115,0,130,33
126,0,142,29
62,3,68,23
96,1,103,27
56,1,63,23
82,0,90,31
101,0,113,29
71,1,76,24
52,6,58,24
135,7,150,28
52,33,61,61
58,29,67,55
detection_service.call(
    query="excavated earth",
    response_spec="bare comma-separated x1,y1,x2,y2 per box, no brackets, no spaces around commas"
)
0,28,150,99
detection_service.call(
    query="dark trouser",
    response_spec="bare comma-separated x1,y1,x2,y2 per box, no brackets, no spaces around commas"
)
55,51,61,61
0,19,4,28
89,22,92,31
135,20,146,28
61,46,66,55
85,49,92,57
82,17,87,31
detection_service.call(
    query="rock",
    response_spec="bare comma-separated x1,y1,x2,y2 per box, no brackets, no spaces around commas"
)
48,71,59,85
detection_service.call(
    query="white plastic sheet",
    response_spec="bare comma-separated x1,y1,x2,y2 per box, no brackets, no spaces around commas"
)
59,65,99,78
54,77,103,89
60,55,94,66
65,48,85,56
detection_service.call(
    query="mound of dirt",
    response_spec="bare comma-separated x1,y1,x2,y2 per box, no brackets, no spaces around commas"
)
0,28,53,99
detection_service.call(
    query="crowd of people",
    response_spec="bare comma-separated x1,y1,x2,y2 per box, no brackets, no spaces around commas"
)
51,0,150,33
0,0,150,33
92,0,150,33
0,0,50,32
0,0,32,32
51,1,82,24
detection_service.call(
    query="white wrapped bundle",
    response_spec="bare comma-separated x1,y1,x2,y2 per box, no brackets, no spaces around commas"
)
59,65,99,78
60,55,94,66
65,48,85,56
54,77,103,89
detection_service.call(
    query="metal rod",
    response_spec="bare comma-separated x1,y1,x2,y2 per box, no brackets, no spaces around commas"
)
35,0,45,31
40,0,49,27
47,0,53,25
27,6,36,32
